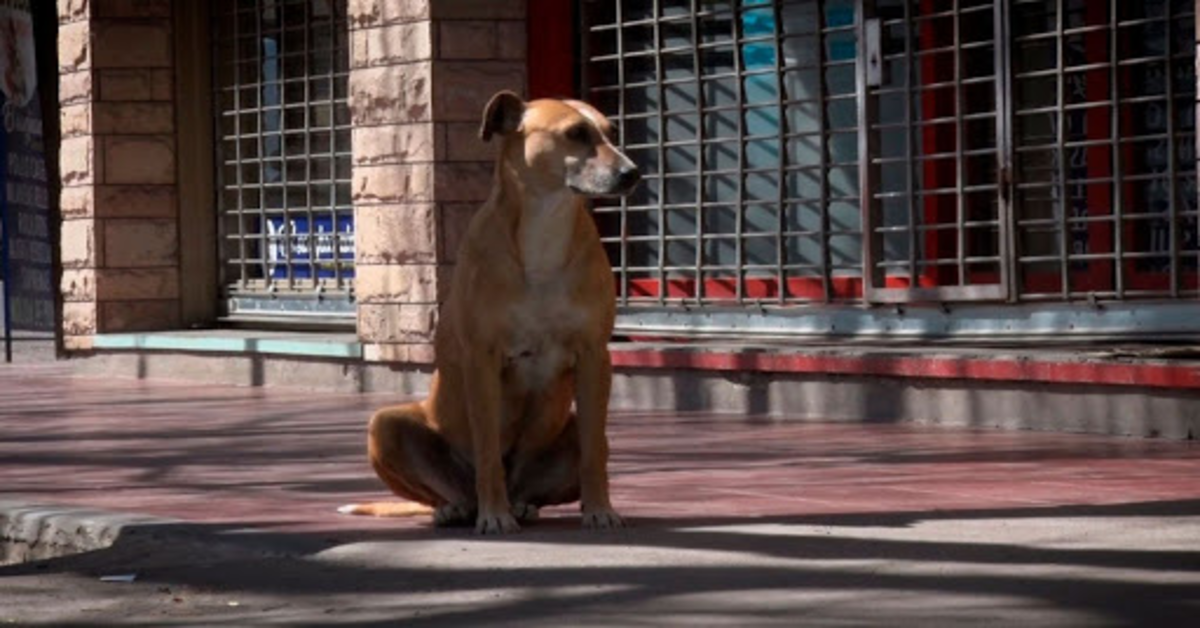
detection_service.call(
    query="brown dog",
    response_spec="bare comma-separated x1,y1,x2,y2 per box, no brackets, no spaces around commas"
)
349,92,640,534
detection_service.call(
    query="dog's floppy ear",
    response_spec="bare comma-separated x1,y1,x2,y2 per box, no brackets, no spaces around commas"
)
480,91,524,142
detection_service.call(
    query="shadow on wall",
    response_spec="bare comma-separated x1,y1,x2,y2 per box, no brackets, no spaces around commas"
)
610,367,1200,439
98,348,1200,439
122,351,434,396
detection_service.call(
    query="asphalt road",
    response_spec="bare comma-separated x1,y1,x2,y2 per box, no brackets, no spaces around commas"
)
3,502,1199,627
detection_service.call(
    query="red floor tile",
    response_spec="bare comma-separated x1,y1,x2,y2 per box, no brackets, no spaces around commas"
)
2,364,1198,534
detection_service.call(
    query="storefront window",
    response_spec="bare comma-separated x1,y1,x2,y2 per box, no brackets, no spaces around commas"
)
214,0,354,319
583,0,1196,306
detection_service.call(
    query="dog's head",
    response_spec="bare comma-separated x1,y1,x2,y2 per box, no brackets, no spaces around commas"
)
480,91,641,197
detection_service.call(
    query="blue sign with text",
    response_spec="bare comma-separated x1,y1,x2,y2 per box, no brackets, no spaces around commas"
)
266,215,355,279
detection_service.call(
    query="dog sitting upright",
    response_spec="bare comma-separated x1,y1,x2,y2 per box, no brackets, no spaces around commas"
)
350,92,640,534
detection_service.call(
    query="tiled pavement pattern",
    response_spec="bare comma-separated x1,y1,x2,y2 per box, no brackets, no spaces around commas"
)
3,364,1198,535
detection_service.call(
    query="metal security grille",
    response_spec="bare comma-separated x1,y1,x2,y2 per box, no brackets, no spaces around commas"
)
582,0,1200,338
585,0,868,306
1010,0,1198,300
213,0,354,319
863,0,1007,303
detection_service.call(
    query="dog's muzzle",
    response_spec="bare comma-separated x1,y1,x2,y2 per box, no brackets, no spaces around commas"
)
572,160,643,198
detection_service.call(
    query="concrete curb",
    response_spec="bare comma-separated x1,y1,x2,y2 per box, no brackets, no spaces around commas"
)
0,500,316,566
0,500,179,565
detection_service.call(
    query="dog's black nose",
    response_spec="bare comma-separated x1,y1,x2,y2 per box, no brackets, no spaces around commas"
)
617,166,641,190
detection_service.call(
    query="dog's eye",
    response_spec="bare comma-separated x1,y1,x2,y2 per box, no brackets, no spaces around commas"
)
566,124,591,144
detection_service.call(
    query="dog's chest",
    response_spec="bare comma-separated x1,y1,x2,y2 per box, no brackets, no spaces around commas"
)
519,191,576,278
502,286,587,391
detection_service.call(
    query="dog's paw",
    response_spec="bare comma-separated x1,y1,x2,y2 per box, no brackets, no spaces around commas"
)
475,511,521,535
512,502,540,523
581,508,626,530
433,503,475,528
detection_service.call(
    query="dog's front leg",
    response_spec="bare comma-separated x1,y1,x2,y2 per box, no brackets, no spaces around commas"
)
464,350,520,534
575,343,625,529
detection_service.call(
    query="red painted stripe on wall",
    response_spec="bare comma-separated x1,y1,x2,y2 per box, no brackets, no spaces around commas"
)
610,349,1200,390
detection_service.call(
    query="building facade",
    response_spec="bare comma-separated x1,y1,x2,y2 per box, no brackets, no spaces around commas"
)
42,0,1200,434
579,0,1199,339
57,0,534,364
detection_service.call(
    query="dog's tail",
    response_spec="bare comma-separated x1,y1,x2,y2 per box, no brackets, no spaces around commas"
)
337,501,433,517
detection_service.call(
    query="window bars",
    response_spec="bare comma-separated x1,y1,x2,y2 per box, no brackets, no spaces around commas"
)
582,0,1198,312
1011,0,1198,300
863,0,1007,303
214,0,354,319
587,0,868,306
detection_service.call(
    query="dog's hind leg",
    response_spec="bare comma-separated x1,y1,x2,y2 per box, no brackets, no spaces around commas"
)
368,403,476,526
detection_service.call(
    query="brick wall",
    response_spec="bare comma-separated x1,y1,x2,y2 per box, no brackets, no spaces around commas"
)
349,0,526,364
57,0,526,356
58,0,180,350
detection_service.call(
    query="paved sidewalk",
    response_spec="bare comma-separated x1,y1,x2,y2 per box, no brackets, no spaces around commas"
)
1,363,1199,626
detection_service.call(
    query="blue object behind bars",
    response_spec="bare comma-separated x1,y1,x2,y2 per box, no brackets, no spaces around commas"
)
738,0,781,270
731,1,861,273
741,0,777,69
266,215,355,279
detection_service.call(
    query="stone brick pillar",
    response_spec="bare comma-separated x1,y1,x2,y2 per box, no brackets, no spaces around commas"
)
349,0,526,364
58,0,180,350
